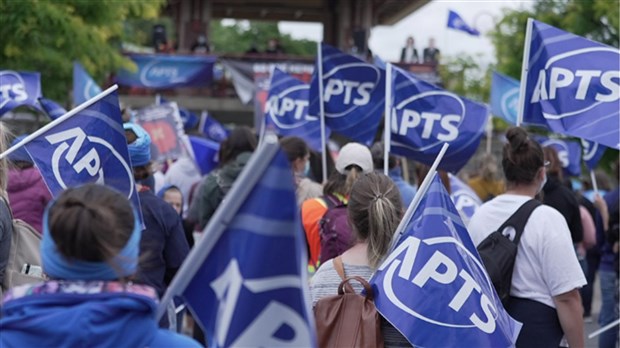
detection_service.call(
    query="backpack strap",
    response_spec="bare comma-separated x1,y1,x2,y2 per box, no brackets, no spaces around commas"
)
0,195,13,220
333,256,355,293
497,199,541,245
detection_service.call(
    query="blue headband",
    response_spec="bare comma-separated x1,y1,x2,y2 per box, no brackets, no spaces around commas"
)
124,122,151,167
41,202,142,281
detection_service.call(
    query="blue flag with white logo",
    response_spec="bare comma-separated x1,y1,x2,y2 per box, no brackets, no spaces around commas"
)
521,19,620,149
0,70,43,116
165,139,315,347
116,54,216,89
371,175,521,347
157,96,199,130
390,65,489,173
535,136,582,177
188,135,219,175
23,89,143,225
490,71,520,125
581,139,607,171
447,10,480,36
73,62,102,106
449,173,482,226
265,68,327,151
38,98,67,120
199,111,229,143
309,43,385,144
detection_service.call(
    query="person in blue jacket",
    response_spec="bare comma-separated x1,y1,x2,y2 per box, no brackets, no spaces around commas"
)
0,184,199,347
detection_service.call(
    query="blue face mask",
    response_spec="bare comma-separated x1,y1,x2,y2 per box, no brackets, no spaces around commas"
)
303,161,311,177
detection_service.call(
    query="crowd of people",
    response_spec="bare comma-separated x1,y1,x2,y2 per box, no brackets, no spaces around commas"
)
400,36,441,65
0,120,617,347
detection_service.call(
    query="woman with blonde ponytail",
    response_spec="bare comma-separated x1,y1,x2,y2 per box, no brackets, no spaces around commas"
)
310,172,411,347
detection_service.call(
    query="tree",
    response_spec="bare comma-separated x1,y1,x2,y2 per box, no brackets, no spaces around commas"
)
0,0,165,103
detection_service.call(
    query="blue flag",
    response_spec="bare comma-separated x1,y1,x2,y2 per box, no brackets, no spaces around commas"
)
390,65,489,172
535,136,581,177
164,137,315,347
116,54,216,88
22,89,143,225
490,71,520,125
199,111,229,143
265,68,327,151
0,70,43,116
38,98,67,120
188,135,219,175
521,19,620,149
157,96,199,130
581,139,607,171
309,43,385,144
73,62,102,106
371,174,521,347
447,10,480,36
449,173,482,226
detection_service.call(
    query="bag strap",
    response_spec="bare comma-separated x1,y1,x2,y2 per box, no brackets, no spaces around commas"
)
337,276,374,300
0,195,13,220
333,256,355,293
497,199,541,245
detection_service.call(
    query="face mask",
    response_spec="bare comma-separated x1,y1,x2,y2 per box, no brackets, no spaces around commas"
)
303,161,311,177
537,172,547,194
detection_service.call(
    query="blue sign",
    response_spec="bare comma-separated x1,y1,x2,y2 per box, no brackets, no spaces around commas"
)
73,62,102,106
309,43,385,144
188,135,219,176
180,146,315,347
116,54,216,89
449,173,482,226
265,68,327,151
157,96,199,130
581,139,607,171
535,136,581,177
0,70,42,116
521,19,620,149
199,111,229,143
390,65,489,173
490,71,519,125
38,98,67,120
23,90,143,225
371,175,521,347
447,10,480,36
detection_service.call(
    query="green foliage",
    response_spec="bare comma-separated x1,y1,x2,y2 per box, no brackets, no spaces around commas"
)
0,0,164,103
209,20,316,56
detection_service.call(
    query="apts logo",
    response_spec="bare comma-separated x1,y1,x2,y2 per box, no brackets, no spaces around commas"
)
0,70,29,103
581,139,599,161
500,87,519,124
82,79,102,103
530,47,620,119
322,63,380,117
140,60,187,87
391,91,465,151
265,85,316,129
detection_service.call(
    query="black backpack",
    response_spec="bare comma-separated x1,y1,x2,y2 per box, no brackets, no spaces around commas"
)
477,199,541,305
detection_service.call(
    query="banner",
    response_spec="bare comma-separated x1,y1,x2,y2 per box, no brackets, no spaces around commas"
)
0,70,42,116
38,98,67,120
199,111,229,143
133,102,186,162
520,19,620,149
21,89,142,225
371,175,521,347
309,43,385,144
73,62,102,106
535,136,581,177
159,137,315,347
116,54,216,89
264,68,327,151
188,135,219,175
157,96,199,130
447,10,480,36
389,65,488,173
449,173,482,226
581,139,607,171
490,71,519,125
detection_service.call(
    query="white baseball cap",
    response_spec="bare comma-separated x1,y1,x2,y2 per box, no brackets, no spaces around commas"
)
335,143,374,174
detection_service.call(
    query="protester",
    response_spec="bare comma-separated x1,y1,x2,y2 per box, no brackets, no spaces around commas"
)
423,37,440,64
468,153,505,202
310,172,410,347
124,122,190,329
164,157,202,214
0,184,200,347
0,124,11,292
265,38,284,55
468,127,586,347
301,142,373,271
157,185,183,215
279,136,323,206
194,126,257,230
190,34,210,54
400,36,419,63
371,141,416,207
6,135,52,233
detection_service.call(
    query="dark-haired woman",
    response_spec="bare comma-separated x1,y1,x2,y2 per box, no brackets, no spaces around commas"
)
279,136,322,206
468,127,586,347
0,184,200,347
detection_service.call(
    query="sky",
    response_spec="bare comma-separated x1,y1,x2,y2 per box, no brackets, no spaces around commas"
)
279,0,533,65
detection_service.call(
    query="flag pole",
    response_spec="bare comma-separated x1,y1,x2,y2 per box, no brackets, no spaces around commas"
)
383,63,392,175
317,41,328,183
155,93,161,105
590,170,599,197
0,85,119,161
157,132,281,320
517,18,534,127
258,66,276,146
588,319,620,339
486,108,493,155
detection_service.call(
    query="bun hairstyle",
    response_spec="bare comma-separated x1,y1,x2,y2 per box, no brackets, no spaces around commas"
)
348,173,403,269
502,127,544,185
48,184,135,264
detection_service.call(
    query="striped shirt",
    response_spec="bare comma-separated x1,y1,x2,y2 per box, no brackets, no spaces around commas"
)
310,259,412,348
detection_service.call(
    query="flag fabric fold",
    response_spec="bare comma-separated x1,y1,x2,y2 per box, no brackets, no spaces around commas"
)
199,111,229,143
188,135,219,175
38,98,67,120
447,10,480,36
490,71,520,125
73,62,102,106
581,139,607,171
0,70,43,116
449,173,482,226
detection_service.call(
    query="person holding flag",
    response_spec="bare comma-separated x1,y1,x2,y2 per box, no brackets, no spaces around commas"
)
468,127,586,347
